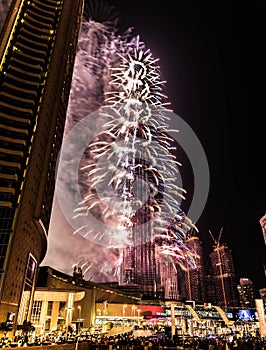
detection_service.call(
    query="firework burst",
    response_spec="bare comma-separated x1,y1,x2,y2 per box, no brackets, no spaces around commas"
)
75,35,199,290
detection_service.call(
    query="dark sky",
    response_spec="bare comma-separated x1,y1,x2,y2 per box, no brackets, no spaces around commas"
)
108,0,266,294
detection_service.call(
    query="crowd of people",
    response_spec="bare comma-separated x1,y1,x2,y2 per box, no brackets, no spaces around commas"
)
0,327,266,350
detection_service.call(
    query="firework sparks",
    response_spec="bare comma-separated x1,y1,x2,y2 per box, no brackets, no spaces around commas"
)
75,34,199,289
41,1,204,289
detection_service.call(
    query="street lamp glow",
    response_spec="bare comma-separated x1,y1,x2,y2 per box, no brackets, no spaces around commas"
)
77,305,81,334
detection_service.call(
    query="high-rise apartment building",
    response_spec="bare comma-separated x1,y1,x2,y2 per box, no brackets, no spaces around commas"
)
0,0,83,334
183,235,207,303
237,278,256,308
209,242,239,308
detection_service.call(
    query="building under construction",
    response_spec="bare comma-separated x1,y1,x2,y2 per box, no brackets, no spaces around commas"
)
209,242,239,308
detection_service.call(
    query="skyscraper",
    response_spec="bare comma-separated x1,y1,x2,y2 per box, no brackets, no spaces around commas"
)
209,241,239,308
183,235,207,303
0,0,83,334
237,278,255,309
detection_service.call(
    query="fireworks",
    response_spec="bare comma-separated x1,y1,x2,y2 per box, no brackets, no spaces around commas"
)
75,35,199,285
47,0,201,288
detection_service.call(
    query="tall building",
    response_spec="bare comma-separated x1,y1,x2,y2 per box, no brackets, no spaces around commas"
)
237,278,256,309
0,0,83,335
159,255,180,300
204,271,216,305
69,21,197,298
119,233,164,300
134,242,163,299
259,214,266,245
183,235,207,303
209,242,239,308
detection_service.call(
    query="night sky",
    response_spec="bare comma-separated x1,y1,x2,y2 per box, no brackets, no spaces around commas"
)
107,0,266,294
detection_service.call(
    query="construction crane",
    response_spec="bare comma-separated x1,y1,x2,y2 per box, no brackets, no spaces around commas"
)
209,227,223,248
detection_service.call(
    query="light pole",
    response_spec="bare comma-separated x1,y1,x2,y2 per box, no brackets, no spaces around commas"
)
77,306,81,334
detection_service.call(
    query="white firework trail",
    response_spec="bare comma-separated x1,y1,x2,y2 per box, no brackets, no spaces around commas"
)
76,35,199,274
49,2,133,281
43,1,202,283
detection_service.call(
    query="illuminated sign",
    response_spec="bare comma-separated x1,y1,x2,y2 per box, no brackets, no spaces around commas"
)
236,309,257,322
5,312,15,330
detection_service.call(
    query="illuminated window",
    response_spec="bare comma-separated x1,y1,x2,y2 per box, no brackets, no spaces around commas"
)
31,300,42,323
45,319,51,332
47,301,53,316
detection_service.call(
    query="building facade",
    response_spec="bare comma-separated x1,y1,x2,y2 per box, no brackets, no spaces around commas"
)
29,267,261,337
183,236,207,303
237,278,256,309
31,266,142,335
0,0,83,335
209,243,239,308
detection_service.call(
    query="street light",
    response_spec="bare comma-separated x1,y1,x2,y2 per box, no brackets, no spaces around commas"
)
77,306,81,334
